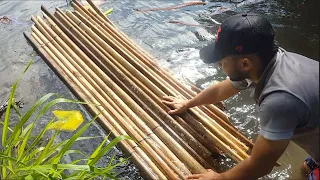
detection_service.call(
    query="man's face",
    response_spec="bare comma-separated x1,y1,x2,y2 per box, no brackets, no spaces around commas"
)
217,56,250,81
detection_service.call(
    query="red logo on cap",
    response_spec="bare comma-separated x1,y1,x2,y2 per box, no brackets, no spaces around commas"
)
216,27,221,42
235,45,243,52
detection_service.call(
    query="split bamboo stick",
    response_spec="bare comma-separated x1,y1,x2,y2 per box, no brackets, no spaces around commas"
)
24,32,167,180
40,6,206,173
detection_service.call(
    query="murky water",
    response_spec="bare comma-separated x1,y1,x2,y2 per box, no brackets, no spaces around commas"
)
0,0,318,179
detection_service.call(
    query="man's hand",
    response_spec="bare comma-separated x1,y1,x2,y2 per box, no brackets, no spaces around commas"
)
162,96,190,114
186,169,222,180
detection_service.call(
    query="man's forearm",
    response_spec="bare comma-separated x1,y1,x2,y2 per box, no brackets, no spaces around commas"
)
186,79,239,109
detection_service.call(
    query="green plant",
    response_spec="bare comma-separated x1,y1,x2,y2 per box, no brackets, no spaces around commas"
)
0,61,131,179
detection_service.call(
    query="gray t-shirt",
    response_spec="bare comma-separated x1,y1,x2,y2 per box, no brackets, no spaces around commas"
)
230,48,319,162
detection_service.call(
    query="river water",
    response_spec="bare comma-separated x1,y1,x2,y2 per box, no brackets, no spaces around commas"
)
0,0,318,179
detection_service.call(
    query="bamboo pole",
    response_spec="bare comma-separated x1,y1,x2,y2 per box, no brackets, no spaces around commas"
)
69,6,218,158
58,8,249,162
83,2,240,139
31,27,182,179
24,32,166,180
85,0,114,25
52,10,205,174
32,17,194,178
67,8,246,157
81,2,253,149
70,6,222,156
70,3,224,155
40,13,213,169
60,9,235,156
32,18,188,177
40,7,207,173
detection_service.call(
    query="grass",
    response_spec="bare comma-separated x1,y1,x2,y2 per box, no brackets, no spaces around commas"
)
0,61,131,179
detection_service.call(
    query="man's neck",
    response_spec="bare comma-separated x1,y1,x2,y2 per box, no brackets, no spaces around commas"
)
249,66,265,84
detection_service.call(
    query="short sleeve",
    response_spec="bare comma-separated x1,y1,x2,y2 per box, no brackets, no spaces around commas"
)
258,92,307,140
230,79,252,90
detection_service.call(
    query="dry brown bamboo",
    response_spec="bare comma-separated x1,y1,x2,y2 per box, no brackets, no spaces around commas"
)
85,0,114,25
41,12,213,169
32,19,191,179
52,10,202,173
25,32,167,180
70,3,219,158
71,4,223,156
40,7,208,173
57,8,249,162
67,9,250,157
80,2,253,150
84,2,241,142
31,27,181,179
61,9,236,156
32,17,194,178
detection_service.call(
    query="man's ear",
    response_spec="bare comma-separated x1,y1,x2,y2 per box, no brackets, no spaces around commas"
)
241,58,253,71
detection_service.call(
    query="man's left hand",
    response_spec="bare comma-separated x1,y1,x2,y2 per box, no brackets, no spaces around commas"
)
186,169,223,180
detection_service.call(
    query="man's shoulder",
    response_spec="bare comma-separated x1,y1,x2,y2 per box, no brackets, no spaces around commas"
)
259,91,307,113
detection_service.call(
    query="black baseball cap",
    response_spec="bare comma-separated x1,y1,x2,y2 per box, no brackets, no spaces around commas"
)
200,13,275,63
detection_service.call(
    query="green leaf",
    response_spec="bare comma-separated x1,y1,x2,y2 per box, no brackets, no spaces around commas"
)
0,121,13,132
2,60,32,148
87,131,111,165
17,123,34,161
23,118,55,158
34,131,58,165
0,153,27,166
7,93,58,147
43,137,100,165
51,114,100,165
89,135,131,165
104,8,113,15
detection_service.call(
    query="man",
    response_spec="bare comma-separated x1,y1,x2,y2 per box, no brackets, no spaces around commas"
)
162,13,319,180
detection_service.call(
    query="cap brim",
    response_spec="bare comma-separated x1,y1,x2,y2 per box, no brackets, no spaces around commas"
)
199,42,224,64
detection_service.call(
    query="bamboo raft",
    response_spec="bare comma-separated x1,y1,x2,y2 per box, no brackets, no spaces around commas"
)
24,1,256,179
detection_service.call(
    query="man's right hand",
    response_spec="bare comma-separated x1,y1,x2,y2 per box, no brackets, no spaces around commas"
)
162,96,190,115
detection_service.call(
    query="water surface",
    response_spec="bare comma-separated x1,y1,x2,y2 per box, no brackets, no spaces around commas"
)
0,0,318,179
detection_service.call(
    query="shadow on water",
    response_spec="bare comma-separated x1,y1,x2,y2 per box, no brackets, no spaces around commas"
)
0,0,318,179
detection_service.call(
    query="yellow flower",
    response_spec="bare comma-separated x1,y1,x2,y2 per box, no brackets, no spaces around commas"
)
48,110,84,131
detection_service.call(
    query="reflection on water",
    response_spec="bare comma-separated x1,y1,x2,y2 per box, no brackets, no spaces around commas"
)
0,0,318,179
